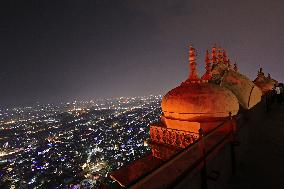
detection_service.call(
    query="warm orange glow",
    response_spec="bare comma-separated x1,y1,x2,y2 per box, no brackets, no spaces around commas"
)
161,82,239,122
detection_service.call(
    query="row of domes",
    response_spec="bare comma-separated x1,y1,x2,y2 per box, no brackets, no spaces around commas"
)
160,45,272,130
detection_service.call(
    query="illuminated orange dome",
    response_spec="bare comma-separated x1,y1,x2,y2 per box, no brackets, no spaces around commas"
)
158,45,240,133
161,81,239,123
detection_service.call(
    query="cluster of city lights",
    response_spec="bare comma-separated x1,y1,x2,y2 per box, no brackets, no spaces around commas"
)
0,95,162,188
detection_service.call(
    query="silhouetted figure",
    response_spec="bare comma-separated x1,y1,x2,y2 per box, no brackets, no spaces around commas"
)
275,85,282,104
279,83,284,102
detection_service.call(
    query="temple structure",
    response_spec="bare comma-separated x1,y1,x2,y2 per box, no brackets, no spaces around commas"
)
150,44,263,160
110,44,267,187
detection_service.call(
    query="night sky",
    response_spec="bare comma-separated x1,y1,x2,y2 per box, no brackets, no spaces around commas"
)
1,0,284,107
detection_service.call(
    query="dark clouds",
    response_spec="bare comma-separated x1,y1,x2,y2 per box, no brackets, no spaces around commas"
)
0,0,283,107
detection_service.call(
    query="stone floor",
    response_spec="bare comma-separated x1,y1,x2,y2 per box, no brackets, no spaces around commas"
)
229,102,284,189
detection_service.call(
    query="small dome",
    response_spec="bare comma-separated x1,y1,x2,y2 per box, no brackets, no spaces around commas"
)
221,70,262,109
210,64,262,109
254,79,277,94
253,70,277,94
161,81,239,122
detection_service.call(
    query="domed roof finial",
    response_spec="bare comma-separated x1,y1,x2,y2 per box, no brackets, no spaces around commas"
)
257,68,264,77
217,47,223,64
228,58,231,69
188,44,199,81
212,44,217,65
223,50,228,65
201,50,211,80
233,62,238,72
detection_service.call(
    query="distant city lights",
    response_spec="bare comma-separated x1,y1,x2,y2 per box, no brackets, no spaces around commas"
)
0,95,162,188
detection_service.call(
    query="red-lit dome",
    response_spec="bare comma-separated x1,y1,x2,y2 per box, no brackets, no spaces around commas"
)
254,68,277,94
161,80,239,123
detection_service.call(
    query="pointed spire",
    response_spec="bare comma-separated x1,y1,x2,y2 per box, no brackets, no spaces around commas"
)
222,50,228,65
188,44,199,81
257,67,264,77
212,44,217,65
217,47,223,64
201,50,211,80
227,58,231,69
233,62,238,72
267,73,271,79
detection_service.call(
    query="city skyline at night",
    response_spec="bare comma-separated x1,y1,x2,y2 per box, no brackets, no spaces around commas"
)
0,95,162,188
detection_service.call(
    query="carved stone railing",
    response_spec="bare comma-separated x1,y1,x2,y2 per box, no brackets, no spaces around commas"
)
150,125,199,148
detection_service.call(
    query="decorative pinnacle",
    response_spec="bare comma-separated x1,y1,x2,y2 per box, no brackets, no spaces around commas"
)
201,50,212,80
188,45,199,81
217,47,223,64
212,44,217,65
228,58,231,69
222,50,228,64
233,62,238,72
257,67,264,77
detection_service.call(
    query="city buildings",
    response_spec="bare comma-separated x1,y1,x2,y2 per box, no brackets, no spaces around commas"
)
0,96,161,188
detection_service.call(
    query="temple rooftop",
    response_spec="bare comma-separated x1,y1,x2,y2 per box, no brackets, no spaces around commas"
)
110,98,284,189
109,44,282,188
